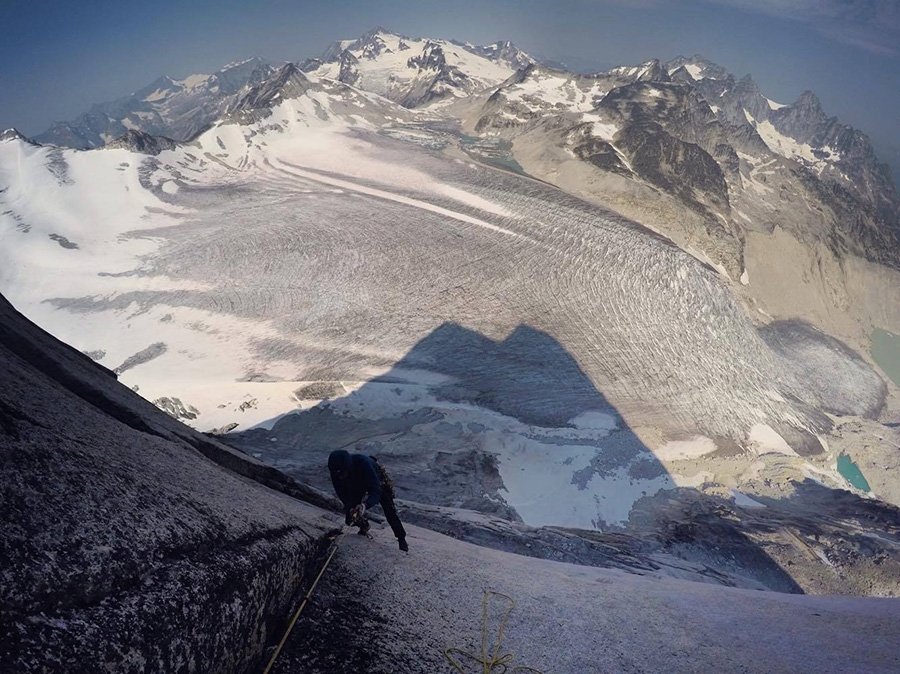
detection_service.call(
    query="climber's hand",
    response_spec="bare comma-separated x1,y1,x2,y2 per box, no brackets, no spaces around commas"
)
350,503,366,523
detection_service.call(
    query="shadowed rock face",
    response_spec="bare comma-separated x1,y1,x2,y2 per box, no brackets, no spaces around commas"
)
615,120,730,214
232,63,312,115
105,129,180,156
0,293,338,673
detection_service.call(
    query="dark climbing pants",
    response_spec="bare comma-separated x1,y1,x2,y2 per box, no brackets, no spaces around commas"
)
375,462,407,542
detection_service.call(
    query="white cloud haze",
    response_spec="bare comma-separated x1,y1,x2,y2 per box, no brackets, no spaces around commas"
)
703,0,899,55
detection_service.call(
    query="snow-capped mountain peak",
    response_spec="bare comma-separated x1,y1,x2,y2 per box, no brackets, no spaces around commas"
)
665,55,729,81
1,128,33,143
303,28,531,108
34,58,274,149
463,39,535,70
230,62,312,115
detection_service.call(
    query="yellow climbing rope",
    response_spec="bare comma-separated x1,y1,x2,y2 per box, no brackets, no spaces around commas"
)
262,532,344,674
444,590,545,674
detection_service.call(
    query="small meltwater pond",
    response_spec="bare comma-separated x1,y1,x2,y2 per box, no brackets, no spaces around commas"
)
871,327,900,388
837,454,871,492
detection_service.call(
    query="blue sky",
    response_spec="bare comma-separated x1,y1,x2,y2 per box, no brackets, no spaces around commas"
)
1,0,898,171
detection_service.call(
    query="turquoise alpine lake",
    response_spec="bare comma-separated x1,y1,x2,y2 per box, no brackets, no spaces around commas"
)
871,328,900,388
837,454,871,492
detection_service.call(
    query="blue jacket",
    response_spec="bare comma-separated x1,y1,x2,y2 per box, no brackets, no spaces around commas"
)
328,450,382,513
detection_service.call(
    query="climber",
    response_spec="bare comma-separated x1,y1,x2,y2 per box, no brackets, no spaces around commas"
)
328,449,409,552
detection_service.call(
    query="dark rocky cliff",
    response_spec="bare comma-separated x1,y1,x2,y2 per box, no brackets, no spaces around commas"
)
0,293,338,673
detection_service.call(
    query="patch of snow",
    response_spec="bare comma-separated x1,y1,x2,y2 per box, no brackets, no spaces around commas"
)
222,58,255,71
748,424,796,456
568,410,617,432
143,88,172,103
744,111,839,172
731,489,766,508
740,269,749,285
654,436,718,461
175,73,209,89
591,121,618,141
504,73,608,117
684,63,704,80
494,435,673,528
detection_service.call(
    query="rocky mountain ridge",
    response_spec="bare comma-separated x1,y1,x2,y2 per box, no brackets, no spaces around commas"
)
29,30,896,234
301,28,532,108
34,57,274,149
470,54,900,277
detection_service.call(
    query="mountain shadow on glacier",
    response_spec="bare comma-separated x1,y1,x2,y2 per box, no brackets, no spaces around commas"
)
233,322,651,503
228,323,810,592
380,322,621,428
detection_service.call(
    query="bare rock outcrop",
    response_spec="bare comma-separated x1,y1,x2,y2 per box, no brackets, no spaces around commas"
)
0,293,338,673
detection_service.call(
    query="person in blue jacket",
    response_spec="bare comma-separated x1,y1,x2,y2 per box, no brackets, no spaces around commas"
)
328,449,408,552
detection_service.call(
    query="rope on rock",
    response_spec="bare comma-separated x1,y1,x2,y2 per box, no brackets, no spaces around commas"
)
444,590,545,674
262,531,344,674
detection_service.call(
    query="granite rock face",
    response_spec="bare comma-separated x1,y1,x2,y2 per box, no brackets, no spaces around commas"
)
0,293,337,673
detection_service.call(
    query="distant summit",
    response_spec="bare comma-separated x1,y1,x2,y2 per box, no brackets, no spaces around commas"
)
229,63,313,119
303,27,533,108
666,55,730,81
34,58,274,149
1,128,36,144
472,51,899,273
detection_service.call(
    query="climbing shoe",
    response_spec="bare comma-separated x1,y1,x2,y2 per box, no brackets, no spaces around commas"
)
398,538,409,552
357,518,371,536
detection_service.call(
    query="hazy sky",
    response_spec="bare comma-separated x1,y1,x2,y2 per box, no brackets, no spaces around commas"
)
2,0,898,166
